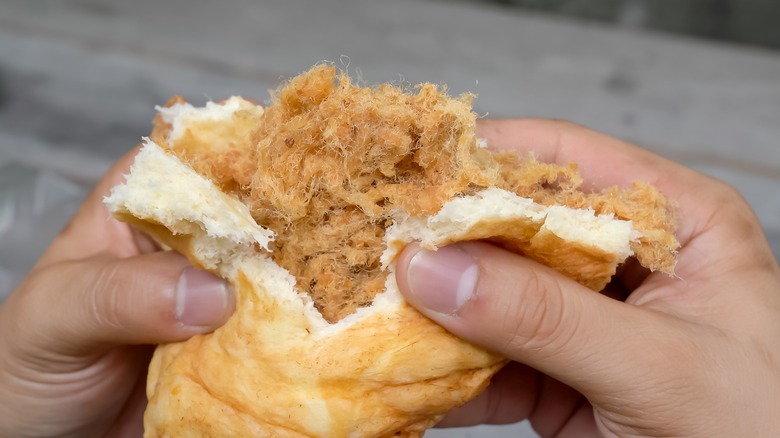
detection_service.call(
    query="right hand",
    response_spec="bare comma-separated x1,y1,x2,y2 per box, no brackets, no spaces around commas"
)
395,119,780,437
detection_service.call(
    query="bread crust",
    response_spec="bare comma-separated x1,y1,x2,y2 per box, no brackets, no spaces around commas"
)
149,275,503,437
120,206,504,437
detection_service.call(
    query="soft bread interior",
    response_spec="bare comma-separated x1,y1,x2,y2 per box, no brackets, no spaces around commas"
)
156,96,259,143
384,187,639,290
107,139,398,332
105,140,273,272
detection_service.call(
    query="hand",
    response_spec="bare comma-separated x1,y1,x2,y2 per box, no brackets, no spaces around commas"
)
396,119,780,437
0,148,235,437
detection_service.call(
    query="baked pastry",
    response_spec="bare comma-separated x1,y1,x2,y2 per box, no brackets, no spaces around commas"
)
105,65,678,437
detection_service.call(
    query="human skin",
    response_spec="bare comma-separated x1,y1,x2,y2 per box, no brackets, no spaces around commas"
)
1,120,778,437
396,119,780,437
0,148,235,437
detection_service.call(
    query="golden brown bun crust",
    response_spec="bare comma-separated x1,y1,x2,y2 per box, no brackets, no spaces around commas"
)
113,209,504,437
148,284,504,437
130,215,504,437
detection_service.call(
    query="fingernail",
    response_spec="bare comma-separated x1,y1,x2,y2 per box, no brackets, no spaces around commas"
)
406,244,479,315
176,267,232,328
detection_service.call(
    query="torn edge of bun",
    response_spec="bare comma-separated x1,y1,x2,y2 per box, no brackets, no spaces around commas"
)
105,139,641,331
155,96,259,145
104,139,275,271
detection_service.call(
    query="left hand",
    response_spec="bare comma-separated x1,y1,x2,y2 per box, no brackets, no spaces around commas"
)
0,147,235,437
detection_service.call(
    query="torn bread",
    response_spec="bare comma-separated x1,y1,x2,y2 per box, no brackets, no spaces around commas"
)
105,65,678,437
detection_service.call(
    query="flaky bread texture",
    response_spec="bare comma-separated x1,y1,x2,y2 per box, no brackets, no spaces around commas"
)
105,65,678,437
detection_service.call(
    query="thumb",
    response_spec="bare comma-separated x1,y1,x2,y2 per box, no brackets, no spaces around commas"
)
9,251,234,357
395,241,682,396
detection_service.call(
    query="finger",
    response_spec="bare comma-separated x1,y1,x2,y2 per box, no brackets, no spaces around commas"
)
104,346,153,438
612,257,650,294
395,241,690,399
437,362,589,435
7,251,234,357
436,362,538,427
39,145,146,265
477,119,779,301
556,401,600,438
529,377,589,438
476,119,726,245
477,118,687,191
77,144,143,229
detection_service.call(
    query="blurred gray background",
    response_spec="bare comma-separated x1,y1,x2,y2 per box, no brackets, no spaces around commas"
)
484,0,780,49
1,1,779,436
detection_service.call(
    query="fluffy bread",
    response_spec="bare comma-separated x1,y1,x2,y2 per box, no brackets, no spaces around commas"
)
105,66,678,437
108,140,507,437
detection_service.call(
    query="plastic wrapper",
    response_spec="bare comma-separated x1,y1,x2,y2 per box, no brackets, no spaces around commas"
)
0,160,88,301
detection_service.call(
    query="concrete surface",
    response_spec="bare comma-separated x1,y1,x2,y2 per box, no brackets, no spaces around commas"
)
1,1,779,436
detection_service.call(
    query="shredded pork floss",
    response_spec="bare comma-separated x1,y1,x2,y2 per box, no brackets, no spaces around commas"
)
168,65,677,322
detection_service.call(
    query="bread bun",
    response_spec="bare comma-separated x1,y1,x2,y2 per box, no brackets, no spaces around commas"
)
105,65,678,437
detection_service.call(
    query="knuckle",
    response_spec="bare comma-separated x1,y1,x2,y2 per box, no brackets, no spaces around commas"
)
5,274,49,351
708,181,764,238
85,260,127,335
548,118,582,131
496,269,576,356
